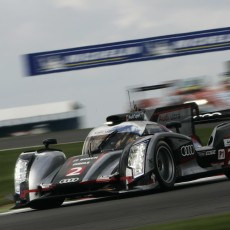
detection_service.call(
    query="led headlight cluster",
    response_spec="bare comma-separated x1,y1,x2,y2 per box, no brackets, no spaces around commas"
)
14,158,29,194
128,141,148,178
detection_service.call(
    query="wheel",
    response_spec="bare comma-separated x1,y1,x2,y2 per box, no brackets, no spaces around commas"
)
29,197,65,210
154,141,176,190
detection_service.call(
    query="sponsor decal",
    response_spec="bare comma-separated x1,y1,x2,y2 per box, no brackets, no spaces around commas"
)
73,161,90,166
193,112,222,119
91,129,113,136
80,157,98,161
59,178,79,184
218,149,225,160
158,112,181,123
72,156,98,163
206,150,216,156
224,138,230,147
181,145,195,157
66,167,86,177
97,175,110,180
145,41,174,56
127,112,145,121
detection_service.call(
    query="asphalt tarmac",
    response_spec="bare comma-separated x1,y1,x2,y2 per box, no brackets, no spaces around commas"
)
0,176,230,230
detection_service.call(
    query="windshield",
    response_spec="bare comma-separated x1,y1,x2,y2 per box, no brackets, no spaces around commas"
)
82,131,139,155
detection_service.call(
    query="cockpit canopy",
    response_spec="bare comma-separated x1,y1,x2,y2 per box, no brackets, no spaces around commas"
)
82,121,169,155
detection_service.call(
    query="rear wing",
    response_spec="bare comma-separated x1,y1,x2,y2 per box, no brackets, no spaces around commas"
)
106,103,199,137
106,103,230,137
147,103,230,136
194,109,230,124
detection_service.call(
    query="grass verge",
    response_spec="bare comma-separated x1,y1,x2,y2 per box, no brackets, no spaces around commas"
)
195,126,213,145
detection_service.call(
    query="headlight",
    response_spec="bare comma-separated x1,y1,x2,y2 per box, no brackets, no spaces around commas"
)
128,141,148,178
14,158,29,194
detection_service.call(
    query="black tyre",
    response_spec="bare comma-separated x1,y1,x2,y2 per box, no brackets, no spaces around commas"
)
29,197,65,210
154,141,176,190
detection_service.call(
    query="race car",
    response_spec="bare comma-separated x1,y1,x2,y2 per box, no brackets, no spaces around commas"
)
13,103,230,210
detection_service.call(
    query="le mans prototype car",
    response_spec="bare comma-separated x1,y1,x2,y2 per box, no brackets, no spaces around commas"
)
13,103,230,210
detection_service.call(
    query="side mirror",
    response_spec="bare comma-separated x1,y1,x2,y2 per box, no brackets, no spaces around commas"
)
43,139,57,149
166,121,181,133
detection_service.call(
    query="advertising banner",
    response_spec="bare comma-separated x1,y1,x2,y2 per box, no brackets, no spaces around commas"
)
25,27,230,76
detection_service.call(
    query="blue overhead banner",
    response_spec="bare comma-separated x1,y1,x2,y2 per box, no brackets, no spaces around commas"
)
25,27,230,76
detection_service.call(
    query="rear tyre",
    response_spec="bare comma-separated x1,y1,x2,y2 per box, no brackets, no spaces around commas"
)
29,197,65,210
154,141,176,190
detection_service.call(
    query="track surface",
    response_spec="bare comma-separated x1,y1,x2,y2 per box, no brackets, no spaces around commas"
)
0,129,91,150
1,176,230,230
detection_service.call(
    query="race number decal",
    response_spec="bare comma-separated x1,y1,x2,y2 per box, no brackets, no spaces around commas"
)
66,167,85,177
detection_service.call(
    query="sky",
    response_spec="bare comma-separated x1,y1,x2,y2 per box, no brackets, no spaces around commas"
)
1,0,230,128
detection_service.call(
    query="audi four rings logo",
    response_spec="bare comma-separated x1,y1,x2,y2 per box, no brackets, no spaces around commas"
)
181,145,195,157
59,178,79,184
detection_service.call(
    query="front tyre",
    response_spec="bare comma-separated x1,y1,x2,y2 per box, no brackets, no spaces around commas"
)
154,141,176,190
29,197,65,210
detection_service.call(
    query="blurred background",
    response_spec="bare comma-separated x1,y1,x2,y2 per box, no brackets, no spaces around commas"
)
130,61,230,113
0,0,230,138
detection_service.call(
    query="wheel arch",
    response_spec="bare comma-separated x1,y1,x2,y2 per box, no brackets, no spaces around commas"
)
145,132,192,180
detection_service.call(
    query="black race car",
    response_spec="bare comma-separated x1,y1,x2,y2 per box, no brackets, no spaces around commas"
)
13,103,230,210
